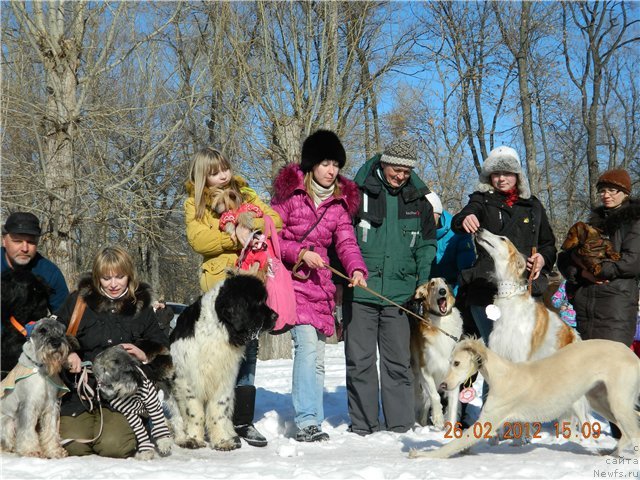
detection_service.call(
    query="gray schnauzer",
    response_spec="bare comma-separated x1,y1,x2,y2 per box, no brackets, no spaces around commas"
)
93,345,172,460
0,316,70,458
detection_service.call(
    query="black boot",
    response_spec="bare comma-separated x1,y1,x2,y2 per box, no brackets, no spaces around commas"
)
233,385,267,447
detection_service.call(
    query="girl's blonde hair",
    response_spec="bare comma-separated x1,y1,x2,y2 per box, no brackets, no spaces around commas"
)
189,147,242,220
92,246,139,302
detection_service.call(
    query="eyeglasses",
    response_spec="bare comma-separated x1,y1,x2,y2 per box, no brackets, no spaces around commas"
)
598,188,621,196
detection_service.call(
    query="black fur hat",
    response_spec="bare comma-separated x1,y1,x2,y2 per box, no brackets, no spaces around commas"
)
300,130,346,173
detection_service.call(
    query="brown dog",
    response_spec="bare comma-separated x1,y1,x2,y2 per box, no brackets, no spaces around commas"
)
561,221,620,276
410,278,463,429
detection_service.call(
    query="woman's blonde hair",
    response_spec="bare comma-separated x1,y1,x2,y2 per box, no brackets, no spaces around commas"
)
304,171,341,198
189,147,241,219
92,246,139,301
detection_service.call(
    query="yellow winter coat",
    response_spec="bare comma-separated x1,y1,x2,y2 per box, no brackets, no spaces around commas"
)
184,177,282,292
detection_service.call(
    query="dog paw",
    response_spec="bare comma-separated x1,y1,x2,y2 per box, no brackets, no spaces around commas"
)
212,436,241,451
156,437,172,457
177,438,206,449
431,416,445,431
44,447,68,459
409,448,445,459
135,449,156,461
19,449,43,458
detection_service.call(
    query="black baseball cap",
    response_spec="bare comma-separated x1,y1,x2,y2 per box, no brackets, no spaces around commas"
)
2,212,42,236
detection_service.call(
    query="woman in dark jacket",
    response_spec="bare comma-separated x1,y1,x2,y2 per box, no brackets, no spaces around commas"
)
55,246,169,458
452,146,557,342
558,168,640,346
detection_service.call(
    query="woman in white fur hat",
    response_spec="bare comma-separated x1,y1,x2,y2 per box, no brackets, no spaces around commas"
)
451,145,557,343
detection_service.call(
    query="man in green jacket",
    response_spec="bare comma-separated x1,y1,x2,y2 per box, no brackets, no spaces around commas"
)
345,138,437,435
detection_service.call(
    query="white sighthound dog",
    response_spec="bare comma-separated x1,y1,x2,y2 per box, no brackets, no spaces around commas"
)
410,278,463,429
410,338,640,459
475,228,579,362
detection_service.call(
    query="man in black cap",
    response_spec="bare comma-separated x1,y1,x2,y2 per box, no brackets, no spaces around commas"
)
1,212,69,311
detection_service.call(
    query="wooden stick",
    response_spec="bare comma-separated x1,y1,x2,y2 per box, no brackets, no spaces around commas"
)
528,247,537,294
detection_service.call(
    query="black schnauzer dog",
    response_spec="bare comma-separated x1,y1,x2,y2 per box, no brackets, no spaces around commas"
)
1,270,51,378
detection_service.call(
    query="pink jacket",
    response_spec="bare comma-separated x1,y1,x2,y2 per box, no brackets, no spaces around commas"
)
272,164,367,336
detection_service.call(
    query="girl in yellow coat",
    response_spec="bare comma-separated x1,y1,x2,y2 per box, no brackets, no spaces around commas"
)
184,147,282,447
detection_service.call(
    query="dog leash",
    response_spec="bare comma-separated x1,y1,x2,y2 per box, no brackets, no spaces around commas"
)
322,263,460,342
9,316,37,337
60,362,105,447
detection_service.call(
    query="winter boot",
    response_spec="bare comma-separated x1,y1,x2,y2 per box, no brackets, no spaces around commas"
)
233,385,268,447
295,425,330,442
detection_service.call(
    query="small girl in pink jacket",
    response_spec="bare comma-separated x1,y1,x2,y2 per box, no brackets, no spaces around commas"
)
271,130,367,443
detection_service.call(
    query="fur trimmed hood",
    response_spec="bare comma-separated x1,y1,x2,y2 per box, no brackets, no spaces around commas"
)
273,163,361,217
589,198,640,234
476,146,531,199
76,274,153,317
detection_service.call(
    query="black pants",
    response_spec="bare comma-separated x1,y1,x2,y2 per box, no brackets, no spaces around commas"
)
344,302,414,434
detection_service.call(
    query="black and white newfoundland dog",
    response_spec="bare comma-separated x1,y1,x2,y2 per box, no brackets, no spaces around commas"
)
1,270,51,378
167,271,277,451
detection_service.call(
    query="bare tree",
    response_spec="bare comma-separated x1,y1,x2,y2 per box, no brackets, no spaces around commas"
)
493,1,541,194
6,1,182,284
562,0,639,207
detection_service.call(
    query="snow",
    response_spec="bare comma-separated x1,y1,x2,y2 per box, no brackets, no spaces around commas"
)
2,343,637,480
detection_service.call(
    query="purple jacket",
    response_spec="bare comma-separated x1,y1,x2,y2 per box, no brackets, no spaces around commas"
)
272,164,367,336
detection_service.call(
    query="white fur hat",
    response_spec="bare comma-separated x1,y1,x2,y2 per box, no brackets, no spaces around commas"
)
477,145,531,199
425,192,443,215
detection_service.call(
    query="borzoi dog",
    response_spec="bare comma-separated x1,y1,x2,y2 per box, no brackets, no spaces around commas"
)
475,229,579,362
409,338,640,459
410,278,463,429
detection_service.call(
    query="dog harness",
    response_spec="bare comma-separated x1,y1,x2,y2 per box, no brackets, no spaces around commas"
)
105,368,170,452
1,361,69,399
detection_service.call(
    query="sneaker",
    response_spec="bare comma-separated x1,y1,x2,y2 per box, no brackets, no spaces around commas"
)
235,424,268,447
295,425,329,442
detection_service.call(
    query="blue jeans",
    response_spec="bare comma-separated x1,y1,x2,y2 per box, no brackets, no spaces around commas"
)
291,325,326,429
470,305,493,344
236,339,258,386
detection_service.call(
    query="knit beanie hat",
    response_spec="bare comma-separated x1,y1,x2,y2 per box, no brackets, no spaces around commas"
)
477,145,531,199
596,168,631,195
300,130,346,173
380,138,417,169
425,192,443,215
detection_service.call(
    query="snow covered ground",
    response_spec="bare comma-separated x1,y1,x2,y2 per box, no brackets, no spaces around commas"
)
2,343,637,479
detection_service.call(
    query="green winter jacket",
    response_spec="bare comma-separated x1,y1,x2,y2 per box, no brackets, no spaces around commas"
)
351,155,437,305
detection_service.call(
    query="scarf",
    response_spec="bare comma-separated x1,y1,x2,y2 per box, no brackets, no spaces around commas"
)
310,179,335,207
501,188,519,207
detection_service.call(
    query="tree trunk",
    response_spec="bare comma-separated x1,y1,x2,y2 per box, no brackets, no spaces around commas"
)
516,2,539,195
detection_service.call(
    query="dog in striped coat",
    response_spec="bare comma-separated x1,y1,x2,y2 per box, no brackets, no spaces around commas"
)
93,346,172,460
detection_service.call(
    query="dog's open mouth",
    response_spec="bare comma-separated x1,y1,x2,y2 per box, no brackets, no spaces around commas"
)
437,297,448,315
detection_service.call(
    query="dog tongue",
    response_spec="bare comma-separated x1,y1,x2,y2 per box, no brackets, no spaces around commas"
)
438,298,447,314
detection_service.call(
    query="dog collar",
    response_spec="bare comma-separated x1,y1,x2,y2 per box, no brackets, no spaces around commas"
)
496,281,529,298
10,316,37,338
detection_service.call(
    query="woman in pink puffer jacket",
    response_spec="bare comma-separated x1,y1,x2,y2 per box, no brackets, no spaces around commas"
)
271,130,367,443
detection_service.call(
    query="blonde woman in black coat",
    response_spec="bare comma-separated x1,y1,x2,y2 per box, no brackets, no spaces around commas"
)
56,246,169,458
